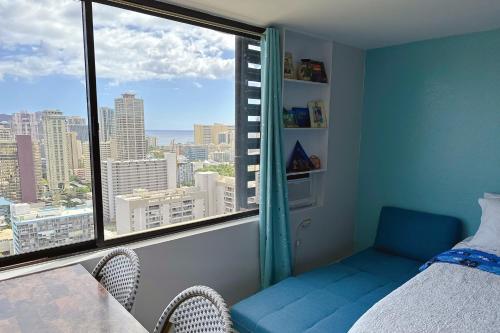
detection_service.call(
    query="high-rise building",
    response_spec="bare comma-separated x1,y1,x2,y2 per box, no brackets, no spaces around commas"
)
100,139,118,160
0,141,20,202
11,112,39,142
211,151,233,163
0,122,12,141
11,202,94,254
82,142,92,182
194,172,236,216
66,132,81,172
177,161,194,186
101,158,176,223
115,93,146,160
115,188,207,235
182,145,209,161
98,107,115,142
16,135,38,203
42,110,70,191
194,123,234,145
194,124,212,145
66,116,89,141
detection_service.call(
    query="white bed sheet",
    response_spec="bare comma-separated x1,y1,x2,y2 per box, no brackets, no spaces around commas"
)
348,239,500,333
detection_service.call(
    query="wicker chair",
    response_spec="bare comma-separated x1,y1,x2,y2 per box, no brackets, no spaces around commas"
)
154,285,232,333
92,247,140,312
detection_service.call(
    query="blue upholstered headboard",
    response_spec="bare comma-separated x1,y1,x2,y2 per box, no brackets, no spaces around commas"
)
374,206,462,262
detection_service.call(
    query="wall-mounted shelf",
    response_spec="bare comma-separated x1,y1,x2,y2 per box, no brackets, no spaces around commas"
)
281,28,332,208
286,169,326,176
284,78,329,87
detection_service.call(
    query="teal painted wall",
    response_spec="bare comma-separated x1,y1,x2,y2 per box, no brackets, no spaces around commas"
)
356,29,500,250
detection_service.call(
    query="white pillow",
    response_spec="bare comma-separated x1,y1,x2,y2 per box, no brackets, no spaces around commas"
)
484,192,500,199
469,198,500,253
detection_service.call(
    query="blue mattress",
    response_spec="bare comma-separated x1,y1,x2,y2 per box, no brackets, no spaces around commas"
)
231,206,462,333
231,248,422,333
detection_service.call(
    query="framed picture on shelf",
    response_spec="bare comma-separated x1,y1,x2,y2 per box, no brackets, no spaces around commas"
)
284,52,295,79
308,100,327,128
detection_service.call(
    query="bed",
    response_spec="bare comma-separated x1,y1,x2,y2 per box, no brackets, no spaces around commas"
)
348,238,500,333
231,206,462,333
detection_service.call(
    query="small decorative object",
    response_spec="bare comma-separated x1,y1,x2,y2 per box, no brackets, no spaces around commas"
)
309,60,328,83
287,141,315,173
291,107,311,128
283,108,298,128
308,100,327,128
284,52,295,79
309,155,321,169
297,60,312,81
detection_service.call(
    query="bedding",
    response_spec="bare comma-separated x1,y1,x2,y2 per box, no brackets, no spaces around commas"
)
469,196,500,251
348,240,500,333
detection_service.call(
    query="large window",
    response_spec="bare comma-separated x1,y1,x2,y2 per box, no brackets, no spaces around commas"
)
0,0,262,265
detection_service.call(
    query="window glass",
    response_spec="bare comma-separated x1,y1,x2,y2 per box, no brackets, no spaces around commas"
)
0,0,94,256
92,3,259,239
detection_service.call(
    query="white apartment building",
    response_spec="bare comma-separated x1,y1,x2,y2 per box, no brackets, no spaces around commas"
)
115,93,146,160
101,158,177,223
42,110,70,191
194,172,236,216
98,107,115,142
82,142,92,182
100,139,118,160
211,151,233,163
115,188,207,235
11,112,39,142
11,202,94,254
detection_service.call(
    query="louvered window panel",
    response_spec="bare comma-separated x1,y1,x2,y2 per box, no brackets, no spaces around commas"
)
235,37,261,210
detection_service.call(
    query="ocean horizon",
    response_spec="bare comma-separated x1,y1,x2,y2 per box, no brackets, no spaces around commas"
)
146,129,194,145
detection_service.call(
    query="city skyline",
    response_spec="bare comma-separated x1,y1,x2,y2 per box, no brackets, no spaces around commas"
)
0,92,238,256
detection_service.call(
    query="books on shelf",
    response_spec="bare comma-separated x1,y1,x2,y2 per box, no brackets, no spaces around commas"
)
283,100,327,128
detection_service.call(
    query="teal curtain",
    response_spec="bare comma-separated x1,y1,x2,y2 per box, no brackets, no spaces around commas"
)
259,28,292,289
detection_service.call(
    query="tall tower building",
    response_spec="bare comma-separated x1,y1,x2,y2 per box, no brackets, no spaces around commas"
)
15,135,38,203
0,140,20,202
98,107,115,142
42,110,70,191
82,142,92,183
0,122,12,141
66,132,81,172
11,112,39,142
194,124,212,145
65,116,89,141
115,93,146,160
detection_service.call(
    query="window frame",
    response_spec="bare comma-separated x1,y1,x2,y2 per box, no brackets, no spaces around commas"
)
0,0,263,269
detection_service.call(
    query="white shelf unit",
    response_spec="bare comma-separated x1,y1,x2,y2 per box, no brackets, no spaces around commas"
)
281,28,332,208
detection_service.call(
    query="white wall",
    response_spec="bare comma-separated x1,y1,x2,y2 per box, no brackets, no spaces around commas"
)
290,42,365,273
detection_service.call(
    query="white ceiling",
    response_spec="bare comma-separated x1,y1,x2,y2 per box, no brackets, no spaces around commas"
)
159,0,500,49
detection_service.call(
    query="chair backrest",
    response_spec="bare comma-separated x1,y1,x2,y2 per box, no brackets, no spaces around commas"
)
92,247,140,312
154,285,232,333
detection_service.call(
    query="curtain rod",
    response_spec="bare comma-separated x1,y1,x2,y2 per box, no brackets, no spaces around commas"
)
91,0,265,39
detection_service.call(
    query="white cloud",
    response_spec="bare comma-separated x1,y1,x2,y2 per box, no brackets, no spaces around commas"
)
0,0,236,83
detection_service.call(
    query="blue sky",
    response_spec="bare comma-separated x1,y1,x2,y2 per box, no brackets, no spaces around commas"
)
0,0,237,130
0,75,235,130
